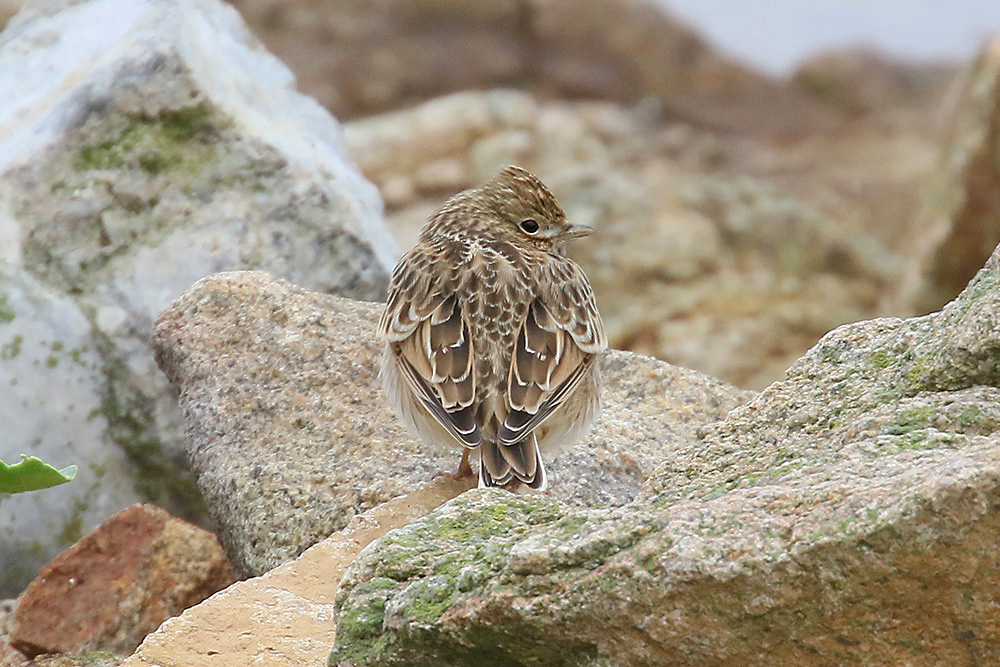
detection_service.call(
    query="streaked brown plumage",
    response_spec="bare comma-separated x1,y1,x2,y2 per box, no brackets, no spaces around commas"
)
378,166,607,490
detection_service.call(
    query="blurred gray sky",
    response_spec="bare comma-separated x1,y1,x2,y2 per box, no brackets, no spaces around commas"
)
662,0,1000,75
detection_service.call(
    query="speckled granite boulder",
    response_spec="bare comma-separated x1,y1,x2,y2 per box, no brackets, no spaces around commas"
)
329,244,1000,666
0,0,393,594
151,270,751,577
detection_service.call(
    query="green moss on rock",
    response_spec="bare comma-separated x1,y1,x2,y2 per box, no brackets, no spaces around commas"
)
92,331,207,520
0,294,14,324
58,498,88,546
884,407,935,436
1,334,23,359
73,103,220,176
869,350,893,370
959,405,982,427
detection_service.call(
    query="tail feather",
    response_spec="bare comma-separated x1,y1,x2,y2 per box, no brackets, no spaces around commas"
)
477,435,547,491
525,435,547,490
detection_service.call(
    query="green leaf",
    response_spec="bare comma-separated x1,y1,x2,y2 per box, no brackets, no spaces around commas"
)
0,455,77,494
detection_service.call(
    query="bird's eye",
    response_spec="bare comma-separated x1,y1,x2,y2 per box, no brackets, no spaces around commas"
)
519,219,540,234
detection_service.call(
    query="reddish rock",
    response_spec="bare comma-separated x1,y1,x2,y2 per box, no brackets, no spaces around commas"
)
0,639,28,666
27,654,120,667
0,598,27,666
11,504,236,657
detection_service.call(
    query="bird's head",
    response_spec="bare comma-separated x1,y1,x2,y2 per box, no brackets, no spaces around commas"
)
422,166,592,253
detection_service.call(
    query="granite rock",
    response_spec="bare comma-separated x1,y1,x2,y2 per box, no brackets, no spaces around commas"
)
330,243,1000,665
0,0,393,593
11,504,234,657
151,270,751,576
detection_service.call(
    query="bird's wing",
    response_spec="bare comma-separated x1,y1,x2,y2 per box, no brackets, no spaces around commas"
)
499,257,606,446
379,245,481,447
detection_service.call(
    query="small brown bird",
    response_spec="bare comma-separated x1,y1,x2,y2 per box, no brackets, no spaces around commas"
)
378,166,607,490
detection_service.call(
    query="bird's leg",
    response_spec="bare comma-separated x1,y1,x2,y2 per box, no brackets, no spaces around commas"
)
456,448,473,478
435,448,475,482
502,479,523,494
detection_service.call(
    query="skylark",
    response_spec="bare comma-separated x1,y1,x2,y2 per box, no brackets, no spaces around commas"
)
378,166,607,490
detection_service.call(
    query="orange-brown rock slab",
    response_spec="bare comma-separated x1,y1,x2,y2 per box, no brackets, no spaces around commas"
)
0,639,27,666
11,504,235,657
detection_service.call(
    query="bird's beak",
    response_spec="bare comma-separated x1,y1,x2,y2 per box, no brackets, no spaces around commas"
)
559,224,594,241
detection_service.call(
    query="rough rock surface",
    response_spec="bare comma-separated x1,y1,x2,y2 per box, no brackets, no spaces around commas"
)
899,38,1000,314
330,244,1000,666
0,0,393,594
229,0,835,137
10,504,235,657
345,89,904,389
0,598,27,666
152,270,751,576
0,641,26,666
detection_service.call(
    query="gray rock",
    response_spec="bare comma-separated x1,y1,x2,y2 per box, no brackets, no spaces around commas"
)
151,271,750,576
0,0,393,594
898,38,1000,314
793,47,959,117
330,243,1000,666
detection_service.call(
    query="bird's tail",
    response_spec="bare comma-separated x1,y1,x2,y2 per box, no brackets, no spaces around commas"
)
478,433,547,491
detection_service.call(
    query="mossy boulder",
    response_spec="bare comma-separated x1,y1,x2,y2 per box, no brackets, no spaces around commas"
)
330,244,1000,665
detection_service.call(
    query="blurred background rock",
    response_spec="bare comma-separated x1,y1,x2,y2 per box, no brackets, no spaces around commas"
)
219,0,999,386
3,0,1000,600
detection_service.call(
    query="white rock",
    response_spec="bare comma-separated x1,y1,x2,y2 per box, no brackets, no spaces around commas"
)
0,0,396,594
0,266,139,595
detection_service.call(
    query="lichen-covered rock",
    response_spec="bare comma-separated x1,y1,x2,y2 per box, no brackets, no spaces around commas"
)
152,271,750,577
329,244,1000,666
0,0,393,594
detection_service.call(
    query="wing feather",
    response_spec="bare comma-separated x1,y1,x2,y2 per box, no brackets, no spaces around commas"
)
499,258,607,445
379,246,481,448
